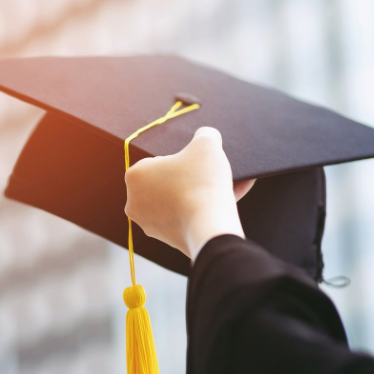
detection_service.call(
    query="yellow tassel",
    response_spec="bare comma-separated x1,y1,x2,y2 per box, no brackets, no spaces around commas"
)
123,285,159,374
124,101,200,374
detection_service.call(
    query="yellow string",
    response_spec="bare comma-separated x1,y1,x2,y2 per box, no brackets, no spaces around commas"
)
124,100,200,285
123,100,200,374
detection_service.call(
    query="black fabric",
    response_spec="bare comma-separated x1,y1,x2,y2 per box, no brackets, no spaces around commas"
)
0,56,373,181
238,167,326,281
1,55,373,279
4,112,327,279
6,112,189,275
187,234,374,374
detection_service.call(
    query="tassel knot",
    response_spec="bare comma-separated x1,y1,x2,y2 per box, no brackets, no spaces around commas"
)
123,284,159,374
123,284,146,309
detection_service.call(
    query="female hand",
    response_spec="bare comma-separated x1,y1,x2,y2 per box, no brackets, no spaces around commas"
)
125,127,255,261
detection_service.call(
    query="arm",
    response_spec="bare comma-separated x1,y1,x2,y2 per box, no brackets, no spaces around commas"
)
124,126,374,374
187,234,374,374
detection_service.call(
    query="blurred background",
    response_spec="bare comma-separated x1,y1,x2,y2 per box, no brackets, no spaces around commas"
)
0,0,373,373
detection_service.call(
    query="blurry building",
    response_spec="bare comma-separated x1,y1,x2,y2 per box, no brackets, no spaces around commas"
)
0,1,373,373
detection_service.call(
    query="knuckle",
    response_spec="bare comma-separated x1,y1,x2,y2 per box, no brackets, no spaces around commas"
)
196,127,221,140
193,135,217,153
125,167,135,184
143,226,155,238
125,157,152,183
124,202,132,218
134,157,153,168
124,201,139,224
196,133,210,143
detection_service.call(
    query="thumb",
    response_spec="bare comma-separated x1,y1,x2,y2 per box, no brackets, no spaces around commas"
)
192,126,222,146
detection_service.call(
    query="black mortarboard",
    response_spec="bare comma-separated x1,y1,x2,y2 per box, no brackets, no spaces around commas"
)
2,55,374,282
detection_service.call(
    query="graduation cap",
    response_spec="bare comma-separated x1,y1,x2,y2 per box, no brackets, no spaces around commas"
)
2,54,374,280
1,55,374,370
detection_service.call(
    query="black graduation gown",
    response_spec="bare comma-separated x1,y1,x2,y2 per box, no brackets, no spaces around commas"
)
186,234,374,374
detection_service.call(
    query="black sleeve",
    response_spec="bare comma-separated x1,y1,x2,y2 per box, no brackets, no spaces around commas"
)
186,234,374,374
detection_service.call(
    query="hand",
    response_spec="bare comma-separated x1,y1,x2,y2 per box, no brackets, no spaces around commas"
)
125,127,256,261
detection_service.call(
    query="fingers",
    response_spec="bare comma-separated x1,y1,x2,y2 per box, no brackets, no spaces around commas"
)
234,179,256,202
179,126,224,158
193,126,222,146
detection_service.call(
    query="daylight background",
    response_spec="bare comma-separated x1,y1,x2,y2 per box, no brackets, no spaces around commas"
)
0,0,374,373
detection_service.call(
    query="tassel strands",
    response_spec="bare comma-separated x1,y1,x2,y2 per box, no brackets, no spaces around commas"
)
124,285,158,374
123,100,200,374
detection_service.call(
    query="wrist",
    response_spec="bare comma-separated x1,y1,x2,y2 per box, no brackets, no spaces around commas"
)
182,201,245,262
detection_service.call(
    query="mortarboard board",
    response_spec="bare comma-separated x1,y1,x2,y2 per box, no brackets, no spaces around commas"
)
1,55,374,285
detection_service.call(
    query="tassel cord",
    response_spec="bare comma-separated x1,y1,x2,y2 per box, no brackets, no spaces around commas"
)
124,100,200,286
123,100,200,374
